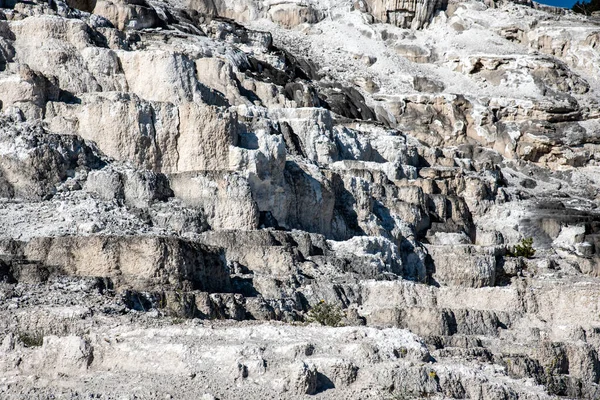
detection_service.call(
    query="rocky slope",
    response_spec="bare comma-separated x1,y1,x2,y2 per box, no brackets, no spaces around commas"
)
0,0,600,398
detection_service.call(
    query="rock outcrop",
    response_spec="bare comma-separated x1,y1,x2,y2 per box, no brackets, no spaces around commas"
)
0,0,600,398
357,0,449,29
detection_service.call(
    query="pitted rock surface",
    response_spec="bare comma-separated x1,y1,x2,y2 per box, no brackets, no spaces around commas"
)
0,0,600,398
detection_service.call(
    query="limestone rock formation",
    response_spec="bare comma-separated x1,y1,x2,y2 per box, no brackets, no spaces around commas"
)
357,0,449,29
0,0,600,398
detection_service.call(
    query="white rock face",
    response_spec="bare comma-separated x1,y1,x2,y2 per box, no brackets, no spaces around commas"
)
25,335,93,374
0,0,600,398
360,0,448,29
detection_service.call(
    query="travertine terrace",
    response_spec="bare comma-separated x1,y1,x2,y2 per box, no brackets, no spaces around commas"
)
0,0,600,398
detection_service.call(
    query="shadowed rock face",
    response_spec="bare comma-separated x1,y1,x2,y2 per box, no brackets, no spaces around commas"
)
358,0,449,29
1,0,600,398
21,235,230,291
0,120,105,200
65,0,96,13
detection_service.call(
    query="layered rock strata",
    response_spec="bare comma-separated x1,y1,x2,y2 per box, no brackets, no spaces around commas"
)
0,0,599,398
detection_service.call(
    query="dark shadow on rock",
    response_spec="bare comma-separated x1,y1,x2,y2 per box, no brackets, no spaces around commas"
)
283,82,320,107
0,0,26,8
122,290,157,312
231,276,259,297
315,372,335,393
58,89,81,104
88,28,111,48
425,253,439,287
65,0,97,13
4,260,66,284
279,121,306,158
196,79,231,108
241,56,294,87
93,277,114,295
330,173,365,241
296,291,310,312
228,73,260,105
240,48,321,86
281,49,321,81
0,260,17,284
259,211,282,230
283,161,337,238
318,82,377,121
0,169,15,198
238,131,260,150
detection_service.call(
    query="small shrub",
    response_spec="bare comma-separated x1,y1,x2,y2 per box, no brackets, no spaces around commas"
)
18,331,44,348
157,293,167,309
307,300,343,327
509,237,535,259
398,347,408,357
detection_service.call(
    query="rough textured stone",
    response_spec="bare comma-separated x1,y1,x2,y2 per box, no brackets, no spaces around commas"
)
0,0,599,398
359,0,448,29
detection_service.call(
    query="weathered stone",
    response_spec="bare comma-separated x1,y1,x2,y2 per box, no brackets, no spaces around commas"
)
22,235,230,291
359,0,448,29
0,0,599,398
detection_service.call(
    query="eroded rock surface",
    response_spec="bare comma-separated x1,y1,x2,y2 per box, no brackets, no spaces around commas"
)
0,0,600,398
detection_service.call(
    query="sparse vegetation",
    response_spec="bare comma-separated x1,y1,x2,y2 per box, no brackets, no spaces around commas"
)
158,293,167,309
573,0,600,15
18,331,44,348
307,300,343,327
398,347,408,357
509,237,536,259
